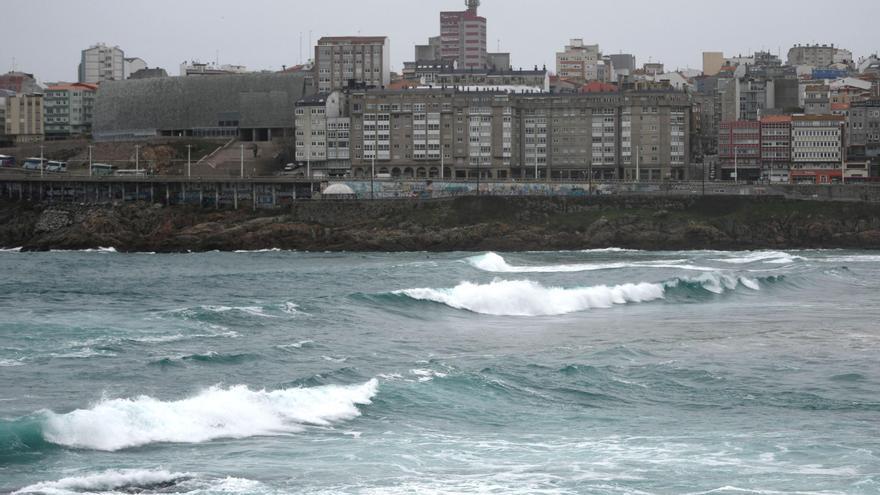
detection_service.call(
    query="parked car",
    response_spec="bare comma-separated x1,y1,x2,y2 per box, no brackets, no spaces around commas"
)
46,161,67,173
0,155,15,167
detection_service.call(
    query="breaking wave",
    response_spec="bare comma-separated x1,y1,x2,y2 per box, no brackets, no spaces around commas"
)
467,252,716,273
13,469,190,495
393,274,767,316
714,251,805,265
38,379,379,451
395,279,666,316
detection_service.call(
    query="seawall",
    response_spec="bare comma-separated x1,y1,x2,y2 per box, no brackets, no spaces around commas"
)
2,196,880,252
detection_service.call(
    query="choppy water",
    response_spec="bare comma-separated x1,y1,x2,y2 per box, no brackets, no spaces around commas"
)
1,248,879,494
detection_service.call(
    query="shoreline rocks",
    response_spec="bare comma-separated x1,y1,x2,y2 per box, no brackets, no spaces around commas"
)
1,196,879,252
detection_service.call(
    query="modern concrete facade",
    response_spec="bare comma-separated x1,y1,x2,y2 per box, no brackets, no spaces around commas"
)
345,88,690,181
44,83,98,138
790,114,845,183
4,93,44,143
294,91,350,177
556,40,601,84
92,72,312,141
804,85,831,115
440,1,487,70
79,43,125,83
315,37,391,93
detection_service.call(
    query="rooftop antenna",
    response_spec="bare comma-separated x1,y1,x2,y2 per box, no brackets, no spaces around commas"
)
299,32,303,64
466,0,480,13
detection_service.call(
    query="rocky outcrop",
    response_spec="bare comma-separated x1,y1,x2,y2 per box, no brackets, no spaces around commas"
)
2,196,880,252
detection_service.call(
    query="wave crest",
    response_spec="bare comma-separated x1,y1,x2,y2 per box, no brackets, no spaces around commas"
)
13,469,189,495
467,252,716,274
395,279,666,316
39,379,379,451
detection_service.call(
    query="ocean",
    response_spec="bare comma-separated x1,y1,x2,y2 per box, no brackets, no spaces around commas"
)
0,248,878,494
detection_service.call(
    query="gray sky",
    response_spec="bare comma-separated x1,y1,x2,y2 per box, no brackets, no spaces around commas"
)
5,0,879,83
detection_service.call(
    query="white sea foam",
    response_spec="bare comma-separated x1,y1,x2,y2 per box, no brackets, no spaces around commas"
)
396,279,666,316
467,252,716,274
281,302,302,315
0,358,26,367
233,248,282,253
714,251,805,265
410,369,449,382
668,272,762,294
201,305,278,318
40,379,379,451
0,247,22,252
278,340,315,350
13,469,189,495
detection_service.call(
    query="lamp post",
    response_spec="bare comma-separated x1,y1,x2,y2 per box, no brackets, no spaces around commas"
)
135,145,140,175
40,145,44,177
240,144,244,178
88,145,93,177
187,145,192,178
635,148,640,183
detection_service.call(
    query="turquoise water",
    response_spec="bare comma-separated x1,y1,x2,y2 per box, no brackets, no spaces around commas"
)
1,249,878,494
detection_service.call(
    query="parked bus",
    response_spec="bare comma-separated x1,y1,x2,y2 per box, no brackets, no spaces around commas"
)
90,163,117,176
0,155,15,168
46,161,67,173
21,157,49,171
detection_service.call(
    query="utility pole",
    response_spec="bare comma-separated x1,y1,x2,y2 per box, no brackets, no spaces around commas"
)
588,158,593,196
734,146,738,184
240,144,244,178
88,145,93,177
187,145,192,178
40,145,44,177
135,145,140,175
635,148,640,183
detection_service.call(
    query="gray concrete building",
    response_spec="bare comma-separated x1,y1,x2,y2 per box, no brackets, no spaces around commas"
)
44,82,97,138
315,37,391,93
787,44,854,69
92,72,313,141
346,87,690,180
294,91,350,177
79,43,125,83
847,100,880,172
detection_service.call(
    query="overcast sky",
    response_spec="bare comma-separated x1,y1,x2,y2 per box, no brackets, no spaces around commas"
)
5,0,879,83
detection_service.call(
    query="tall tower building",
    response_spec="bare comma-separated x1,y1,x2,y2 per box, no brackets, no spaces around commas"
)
440,0,487,69
78,43,125,83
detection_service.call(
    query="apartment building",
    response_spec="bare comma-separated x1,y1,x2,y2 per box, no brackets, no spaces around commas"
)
44,83,98,138
440,0,487,69
790,114,845,183
760,115,792,183
718,120,761,181
556,40,601,84
4,93,44,143
294,91,351,177
315,37,391,93
804,85,831,115
345,88,690,181
845,100,880,171
79,43,125,83
180,61,248,77
787,44,854,69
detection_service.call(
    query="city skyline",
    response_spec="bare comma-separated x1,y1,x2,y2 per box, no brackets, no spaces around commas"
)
5,0,879,83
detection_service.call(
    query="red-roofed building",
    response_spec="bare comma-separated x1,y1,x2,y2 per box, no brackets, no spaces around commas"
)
44,82,98,138
580,81,618,93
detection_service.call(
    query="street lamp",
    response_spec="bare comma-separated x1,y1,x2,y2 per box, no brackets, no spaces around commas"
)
40,145,44,177
88,145,93,177
135,145,140,175
187,145,192,178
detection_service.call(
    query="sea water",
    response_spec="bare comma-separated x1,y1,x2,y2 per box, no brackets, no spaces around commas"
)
0,249,878,494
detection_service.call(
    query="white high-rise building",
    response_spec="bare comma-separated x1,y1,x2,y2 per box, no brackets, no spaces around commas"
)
78,43,125,83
